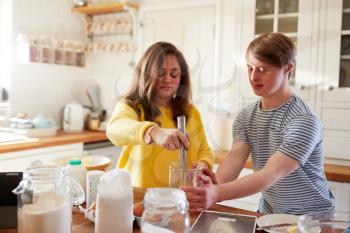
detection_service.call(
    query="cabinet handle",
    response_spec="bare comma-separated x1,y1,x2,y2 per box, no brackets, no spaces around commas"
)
298,85,306,90
327,86,335,91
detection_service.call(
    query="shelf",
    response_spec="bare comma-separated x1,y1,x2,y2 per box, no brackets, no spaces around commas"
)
343,8,350,14
278,12,298,18
72,2,139,15
341,55,350,59
342,30,350,35
256,14,274,20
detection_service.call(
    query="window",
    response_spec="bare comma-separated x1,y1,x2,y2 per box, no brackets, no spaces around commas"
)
0,0,12,119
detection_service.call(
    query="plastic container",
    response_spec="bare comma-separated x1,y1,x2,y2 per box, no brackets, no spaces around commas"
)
95,169,133,233
12,165,85,233
141,188,190,233
67,159,86,200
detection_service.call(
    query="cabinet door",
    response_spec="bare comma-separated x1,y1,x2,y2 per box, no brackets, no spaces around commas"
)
0,143,83,172
328,181,350,213
139,3,218,146
316,0,350,100
315,0,350,160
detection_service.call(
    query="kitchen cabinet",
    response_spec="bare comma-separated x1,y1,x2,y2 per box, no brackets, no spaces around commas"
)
0,143,83,172
328,181,350,213
234,0,314,108
229,0,350,160
72,2,139,53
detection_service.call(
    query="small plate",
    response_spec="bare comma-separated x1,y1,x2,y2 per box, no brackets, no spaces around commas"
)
257,214,299,233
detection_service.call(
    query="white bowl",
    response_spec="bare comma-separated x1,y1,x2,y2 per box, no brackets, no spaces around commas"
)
52,155,112,171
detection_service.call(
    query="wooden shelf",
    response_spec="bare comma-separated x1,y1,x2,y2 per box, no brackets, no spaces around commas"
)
72,2,139,15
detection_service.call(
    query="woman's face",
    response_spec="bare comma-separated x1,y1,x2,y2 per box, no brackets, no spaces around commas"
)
154,54,181,105
246,52,289,98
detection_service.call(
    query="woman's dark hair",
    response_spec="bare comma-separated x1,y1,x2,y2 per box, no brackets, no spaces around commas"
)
125,42,192,125
246,32,296,67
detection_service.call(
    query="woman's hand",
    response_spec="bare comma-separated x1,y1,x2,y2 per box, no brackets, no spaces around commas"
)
181,174,219,212
150,127,189,151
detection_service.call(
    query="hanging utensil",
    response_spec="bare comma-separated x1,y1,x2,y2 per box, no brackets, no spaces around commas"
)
177,116,189,185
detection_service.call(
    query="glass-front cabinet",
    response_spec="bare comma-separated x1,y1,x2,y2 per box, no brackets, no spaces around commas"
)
255,0,299,85
235,0,350,160
340,0,350,87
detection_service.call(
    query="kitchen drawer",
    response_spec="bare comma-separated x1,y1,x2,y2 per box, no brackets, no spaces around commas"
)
321,108,350,131
0,143,83,172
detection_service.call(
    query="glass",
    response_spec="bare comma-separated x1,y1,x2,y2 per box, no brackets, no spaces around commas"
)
279,0,299,14
141,188,190,233
13,165,84,233
256,0,274,16
169,161,204,188
340,60,350,87
298,210,350,233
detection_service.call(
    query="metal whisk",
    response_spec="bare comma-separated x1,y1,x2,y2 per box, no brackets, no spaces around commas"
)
177,116,190,185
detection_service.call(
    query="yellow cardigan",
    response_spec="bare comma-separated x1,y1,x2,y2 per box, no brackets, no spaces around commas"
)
106,100,214,188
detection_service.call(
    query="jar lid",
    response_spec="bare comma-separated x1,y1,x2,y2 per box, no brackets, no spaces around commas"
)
144,188,188,209
69,159,82,165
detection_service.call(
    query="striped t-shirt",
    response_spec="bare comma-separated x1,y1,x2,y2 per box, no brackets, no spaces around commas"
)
233,94,335,215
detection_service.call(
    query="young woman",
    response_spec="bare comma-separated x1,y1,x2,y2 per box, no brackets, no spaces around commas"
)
106,42,214,188
182,33,335,215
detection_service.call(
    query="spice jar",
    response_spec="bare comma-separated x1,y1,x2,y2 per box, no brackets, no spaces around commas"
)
141,188,190,233
12,165,85,233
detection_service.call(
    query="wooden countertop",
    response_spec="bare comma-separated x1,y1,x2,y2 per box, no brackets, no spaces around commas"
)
214,150,350,183
1,132,349,183
0,187,264,233
0,130,108,154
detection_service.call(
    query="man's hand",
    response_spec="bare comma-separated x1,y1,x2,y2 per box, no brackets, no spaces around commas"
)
150,127,189,151
181,174,219,212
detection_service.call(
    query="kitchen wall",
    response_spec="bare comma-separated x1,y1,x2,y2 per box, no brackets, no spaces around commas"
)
6,0,234,150
7,0,168,124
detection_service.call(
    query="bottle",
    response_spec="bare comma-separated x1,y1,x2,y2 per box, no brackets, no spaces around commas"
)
141,188,190,233
67,159,86,201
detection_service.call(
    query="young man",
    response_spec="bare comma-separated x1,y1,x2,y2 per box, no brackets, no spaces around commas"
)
182,33,335,215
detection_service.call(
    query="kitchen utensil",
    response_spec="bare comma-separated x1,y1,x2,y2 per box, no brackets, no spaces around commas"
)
169,161,204,188
141,188,190,233
63,102,84,132
298,210,350,233
257,214,299,233
52,155,112,171
177,116,189,185
86,86,102,113
256,222,297,231
12,165,85,233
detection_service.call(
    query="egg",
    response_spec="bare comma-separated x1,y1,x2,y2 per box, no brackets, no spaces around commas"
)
133,202,144,217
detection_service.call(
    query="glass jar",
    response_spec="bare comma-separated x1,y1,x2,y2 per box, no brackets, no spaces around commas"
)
12,165,85,233
141,188,190,233
169,161,204,188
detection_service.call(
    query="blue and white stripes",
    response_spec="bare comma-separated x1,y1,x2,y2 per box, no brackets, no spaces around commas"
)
233,95,335,215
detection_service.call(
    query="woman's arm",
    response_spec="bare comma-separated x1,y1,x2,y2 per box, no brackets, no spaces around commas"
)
106,101,157,147
107,101,189,150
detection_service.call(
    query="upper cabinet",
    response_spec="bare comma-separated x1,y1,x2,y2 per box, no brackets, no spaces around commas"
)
237,0,313,105
255,0,299,85
229,0,350,160
72,2,139,53
340,0,350,88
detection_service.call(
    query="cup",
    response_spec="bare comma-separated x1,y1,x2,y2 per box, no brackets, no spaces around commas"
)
169,161,204,188
32,114,54,129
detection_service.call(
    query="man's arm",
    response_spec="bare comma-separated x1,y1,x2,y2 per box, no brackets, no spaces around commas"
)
183,151,300,211
216,142,250,184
